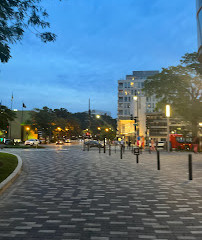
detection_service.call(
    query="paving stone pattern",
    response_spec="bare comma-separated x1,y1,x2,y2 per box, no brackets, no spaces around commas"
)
0,146,202,239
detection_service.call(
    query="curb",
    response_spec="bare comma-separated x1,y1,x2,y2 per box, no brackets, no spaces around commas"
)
0,152,23,194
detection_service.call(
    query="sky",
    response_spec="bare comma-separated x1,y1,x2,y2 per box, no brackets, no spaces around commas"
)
0,0,197,117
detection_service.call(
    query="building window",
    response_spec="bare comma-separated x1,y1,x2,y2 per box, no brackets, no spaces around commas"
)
124,97,127,102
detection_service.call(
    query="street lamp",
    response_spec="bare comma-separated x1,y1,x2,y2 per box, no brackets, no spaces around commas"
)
166,104,170,152
26,127,30,140
96,115,101,119
133,96,139,145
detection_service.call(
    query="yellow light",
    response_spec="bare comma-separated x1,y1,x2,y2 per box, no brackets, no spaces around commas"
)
57,127,61,131
65,128,69,131
166,105,170,117
133,96,138,101
199,122,202,127
105,128,109,132
96,115,100,119
97,127,101,130
125,91,128,95
26,127,30,131
130,82,134,86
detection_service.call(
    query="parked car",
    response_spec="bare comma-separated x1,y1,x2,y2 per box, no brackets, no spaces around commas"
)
65,139,71,143
4,139,13,145
56,140,64,145
25,139,40,146
149,141,165,148
84,140,103,148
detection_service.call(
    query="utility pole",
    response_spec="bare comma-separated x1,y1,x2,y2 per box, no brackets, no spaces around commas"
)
88,98,91,134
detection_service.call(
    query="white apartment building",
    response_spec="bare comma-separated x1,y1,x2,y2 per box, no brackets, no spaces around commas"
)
118,71,159,119
117,71,159,141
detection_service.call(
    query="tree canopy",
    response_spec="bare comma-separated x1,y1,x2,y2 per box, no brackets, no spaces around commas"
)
0,0,58,63
143,52,202,136
0,104,16,131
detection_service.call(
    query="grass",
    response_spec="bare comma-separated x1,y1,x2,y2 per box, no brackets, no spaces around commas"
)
0,153,18,183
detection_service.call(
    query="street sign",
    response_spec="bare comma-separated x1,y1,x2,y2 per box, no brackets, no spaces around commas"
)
134,147,139,155
133,123,138,126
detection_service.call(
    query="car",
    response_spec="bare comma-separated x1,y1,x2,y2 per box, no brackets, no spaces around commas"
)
56,140,64,145
65,139,71,143
157,141,165,148
84,140,103,148
4,139,13,145
149,141,165,148
25,139,40,146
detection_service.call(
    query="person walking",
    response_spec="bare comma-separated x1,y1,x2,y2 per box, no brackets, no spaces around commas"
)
193,136,199,153
150,138,155,152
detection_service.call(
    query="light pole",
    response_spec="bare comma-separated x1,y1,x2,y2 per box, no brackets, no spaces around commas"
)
133,96,138,145
166,105,170,152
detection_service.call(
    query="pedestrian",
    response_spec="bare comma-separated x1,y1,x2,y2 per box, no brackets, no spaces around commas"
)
141,136,145,149
150,138,155,152
193,136,199,153
155,139,158,150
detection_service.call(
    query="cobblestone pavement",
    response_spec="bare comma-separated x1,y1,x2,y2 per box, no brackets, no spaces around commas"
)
0,146,202,240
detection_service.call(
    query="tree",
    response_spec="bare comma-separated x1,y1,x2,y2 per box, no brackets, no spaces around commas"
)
32,106,55,141
143,52,202,136
0,104,16,131
0,0,58,63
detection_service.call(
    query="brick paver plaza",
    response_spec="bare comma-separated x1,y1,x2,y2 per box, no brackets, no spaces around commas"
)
0,145,202,239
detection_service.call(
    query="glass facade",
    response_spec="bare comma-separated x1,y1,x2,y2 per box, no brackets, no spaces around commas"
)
197,0,202,61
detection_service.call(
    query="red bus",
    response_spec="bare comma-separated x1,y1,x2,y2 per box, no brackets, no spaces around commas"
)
169,134,193,150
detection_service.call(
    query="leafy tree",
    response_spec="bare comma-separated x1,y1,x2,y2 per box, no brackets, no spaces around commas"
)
32,106,55,141
0,0,58,63
144,52,202,136
0,104,16,131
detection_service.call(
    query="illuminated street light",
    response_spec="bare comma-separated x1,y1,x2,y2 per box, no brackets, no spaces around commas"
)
166,104,170,152
97,127,101,130
105,128,109,132
57,127,61,131
199,122,202,127
96,115,101,119
166,105,170,117
26,127,30,131
133,96,138,101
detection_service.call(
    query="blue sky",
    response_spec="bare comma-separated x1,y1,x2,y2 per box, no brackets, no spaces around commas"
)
0,0,197,117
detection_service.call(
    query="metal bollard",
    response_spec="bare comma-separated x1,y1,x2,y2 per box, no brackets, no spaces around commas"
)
157,150,160,170
120,146,123,159
109,144,111,156
136,154,139,163
188,154,193,180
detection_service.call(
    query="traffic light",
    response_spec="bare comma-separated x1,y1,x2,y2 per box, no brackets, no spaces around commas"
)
130,114,133,120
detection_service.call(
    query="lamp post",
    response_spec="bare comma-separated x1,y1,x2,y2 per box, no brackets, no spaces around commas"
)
133,96,138,145
166,105,170,152
26,127,30,140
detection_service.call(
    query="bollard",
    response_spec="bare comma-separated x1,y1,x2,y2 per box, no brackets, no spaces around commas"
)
99,145,101,153
136,154,139,163
120,146,123,159
188,154,193,180
157,150,160,170
109,144,111,156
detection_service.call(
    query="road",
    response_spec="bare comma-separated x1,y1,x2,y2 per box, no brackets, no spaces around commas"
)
0,144,202,240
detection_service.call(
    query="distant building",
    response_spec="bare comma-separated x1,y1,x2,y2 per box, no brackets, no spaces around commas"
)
8,110,38,141
117,70,159,141
197,0,202,62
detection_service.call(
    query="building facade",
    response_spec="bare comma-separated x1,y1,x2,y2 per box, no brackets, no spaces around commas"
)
197,0,202,62
117,70,159,141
